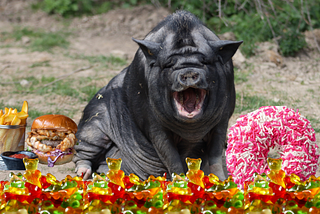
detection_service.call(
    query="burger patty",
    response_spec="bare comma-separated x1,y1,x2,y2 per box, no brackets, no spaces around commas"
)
41,140,61,148
26,129,76,153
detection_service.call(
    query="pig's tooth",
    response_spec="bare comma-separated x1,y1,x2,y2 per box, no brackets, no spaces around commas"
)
187,113,193,117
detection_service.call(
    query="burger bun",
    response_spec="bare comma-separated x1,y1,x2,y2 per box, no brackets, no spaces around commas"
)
31,114,77,133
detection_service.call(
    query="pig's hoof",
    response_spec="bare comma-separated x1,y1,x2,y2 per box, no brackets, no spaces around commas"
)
77,167,92,180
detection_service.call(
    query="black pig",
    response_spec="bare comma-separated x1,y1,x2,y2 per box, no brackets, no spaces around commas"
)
73,11,242,180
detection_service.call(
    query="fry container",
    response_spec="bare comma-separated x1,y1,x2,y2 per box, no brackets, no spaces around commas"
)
0,124,26,153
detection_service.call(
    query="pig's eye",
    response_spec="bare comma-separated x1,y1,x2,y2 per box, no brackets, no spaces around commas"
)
147,49,153,56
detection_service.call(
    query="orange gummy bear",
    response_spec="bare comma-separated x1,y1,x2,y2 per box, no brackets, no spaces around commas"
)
23,158,42,188
267,158,286,188
106,158,125,188
186,158,204,188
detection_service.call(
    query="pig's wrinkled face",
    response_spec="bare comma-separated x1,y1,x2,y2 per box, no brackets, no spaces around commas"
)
134,28,242,126
158,32,212,120
164,32,215,120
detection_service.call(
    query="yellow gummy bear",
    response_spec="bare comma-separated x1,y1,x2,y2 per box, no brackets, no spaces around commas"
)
185,157,204,188
267,158,286,188
23,158,42,188
106,158,125,188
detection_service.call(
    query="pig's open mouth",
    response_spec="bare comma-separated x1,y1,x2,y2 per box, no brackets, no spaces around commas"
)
172,88,206,119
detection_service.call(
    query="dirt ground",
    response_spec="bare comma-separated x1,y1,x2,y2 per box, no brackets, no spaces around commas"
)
0,1,319,181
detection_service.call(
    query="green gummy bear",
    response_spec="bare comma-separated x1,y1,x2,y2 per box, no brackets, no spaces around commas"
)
233,200,243,208
70,200,80,208
154,200,163,208
61,180,77,189
145,180,160,189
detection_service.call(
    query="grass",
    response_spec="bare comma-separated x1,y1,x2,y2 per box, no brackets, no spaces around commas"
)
31,32,70,51
71,54,128,69
234,93,284,114
28,109,54,120
234,69,249,84
8,46,126,99
234,63,254,84
79,85,101,102
30,60,51,68
11,74,106,104
1,27,70,52
307,89,315,93
308,117,320,134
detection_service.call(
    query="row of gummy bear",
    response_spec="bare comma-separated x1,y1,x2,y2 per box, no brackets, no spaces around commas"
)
1,157,320,214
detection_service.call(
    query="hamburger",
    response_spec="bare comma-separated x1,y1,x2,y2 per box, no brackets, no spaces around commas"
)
26,114,77,167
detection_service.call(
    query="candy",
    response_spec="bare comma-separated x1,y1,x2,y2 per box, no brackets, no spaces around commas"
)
106,158,125,189
267,158,286,188
226,106,319,186
1,156,320,213
185,158,204,189
23,158,42,188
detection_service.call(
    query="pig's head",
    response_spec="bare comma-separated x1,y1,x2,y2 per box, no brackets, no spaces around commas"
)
132,11,242,138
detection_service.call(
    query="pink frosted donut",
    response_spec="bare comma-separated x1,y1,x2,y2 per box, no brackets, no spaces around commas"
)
226,106,319,186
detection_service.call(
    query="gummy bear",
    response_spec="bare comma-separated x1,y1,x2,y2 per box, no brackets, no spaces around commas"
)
186,158,204,189
267,158,286,188
106,158,125,188
208,173,222,185
92,173,112,196
129,173,143,185
45,173,60,186
290,173,305,186
23,158,42,188
170,173,191,196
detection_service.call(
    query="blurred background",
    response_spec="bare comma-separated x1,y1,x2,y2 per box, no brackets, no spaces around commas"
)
0,0,319,178
30,0,320,56
0,0,319,145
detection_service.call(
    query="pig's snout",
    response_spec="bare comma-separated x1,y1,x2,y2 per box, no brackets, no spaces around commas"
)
172,68,208,91
178,70,201,87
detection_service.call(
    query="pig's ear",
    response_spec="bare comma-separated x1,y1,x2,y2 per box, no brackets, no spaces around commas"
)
133,38,161,60
209,40,243,65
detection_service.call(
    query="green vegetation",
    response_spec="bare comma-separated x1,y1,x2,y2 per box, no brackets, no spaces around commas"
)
72,54,127,69
30,60,51,68
31,0,115,17
28,109,54,120
32,0,320,57
9,53,126,107
234,67,252,84
1,27,70,52
234,94,284,114
308,117,320,133
166,0,319,57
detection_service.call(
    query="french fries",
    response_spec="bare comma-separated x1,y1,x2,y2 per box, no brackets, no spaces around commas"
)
0,101,28,126
0,101,29,152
